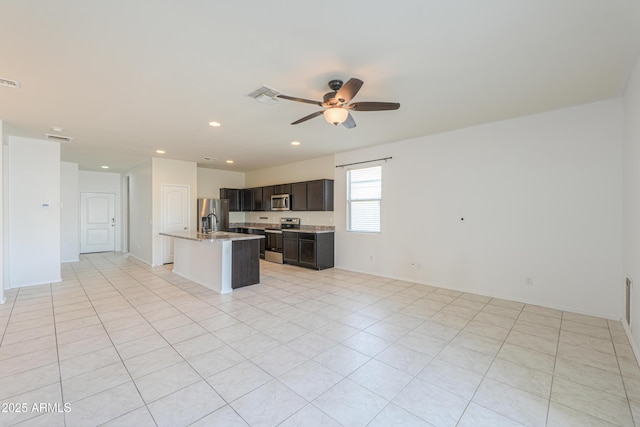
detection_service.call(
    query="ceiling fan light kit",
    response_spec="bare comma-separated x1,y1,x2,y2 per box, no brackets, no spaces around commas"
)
324,107,349,125
277,77,400,129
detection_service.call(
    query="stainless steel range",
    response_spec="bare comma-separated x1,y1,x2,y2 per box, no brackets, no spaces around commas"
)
264,218,300,263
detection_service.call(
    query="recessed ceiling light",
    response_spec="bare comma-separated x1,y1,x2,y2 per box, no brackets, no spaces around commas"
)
209,121,221,127
291,141,301,146
52,126,63,132
226,160,234,164
101,165,109,169
156,150,166,154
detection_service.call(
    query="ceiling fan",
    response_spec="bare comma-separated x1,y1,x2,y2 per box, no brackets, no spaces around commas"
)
277,78,400,129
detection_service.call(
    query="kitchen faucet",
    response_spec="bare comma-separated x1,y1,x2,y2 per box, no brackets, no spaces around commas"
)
207,212,218,232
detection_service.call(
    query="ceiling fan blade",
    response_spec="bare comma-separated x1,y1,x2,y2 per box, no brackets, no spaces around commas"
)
342,112,356,129
291,110,324,125
349,102,400,111
277,94,323,106
336,78,364,104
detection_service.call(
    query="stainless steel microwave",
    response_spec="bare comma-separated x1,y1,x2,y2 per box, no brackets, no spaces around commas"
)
271,194,290,211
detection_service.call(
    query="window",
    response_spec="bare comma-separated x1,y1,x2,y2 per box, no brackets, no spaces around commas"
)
347,165,381,232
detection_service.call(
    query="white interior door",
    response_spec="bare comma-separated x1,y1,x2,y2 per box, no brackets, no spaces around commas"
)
80,192,116,253
162,185,190,264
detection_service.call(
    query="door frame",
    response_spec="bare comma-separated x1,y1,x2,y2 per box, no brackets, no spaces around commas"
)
161,184,191,264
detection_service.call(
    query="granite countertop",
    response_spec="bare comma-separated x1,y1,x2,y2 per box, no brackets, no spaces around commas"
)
229,223,335,233
160,231,265,242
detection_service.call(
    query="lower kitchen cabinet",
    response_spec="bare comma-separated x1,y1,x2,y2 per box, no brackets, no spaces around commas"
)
247,228,265,259
283,231,334,270
283,232,299,264
231,239,260,289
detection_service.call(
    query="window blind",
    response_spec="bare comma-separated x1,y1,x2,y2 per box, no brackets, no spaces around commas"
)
347,165,381,232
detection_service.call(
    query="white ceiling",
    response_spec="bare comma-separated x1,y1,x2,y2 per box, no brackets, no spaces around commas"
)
1,1,639,173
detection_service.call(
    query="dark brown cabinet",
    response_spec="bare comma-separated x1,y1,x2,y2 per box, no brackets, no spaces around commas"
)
307,179,334,211
240,188,253,211
291,182,307,211
252,187,263,211
262,186,274,211
274,183,291,195
283,232,299,264
247,228,265,258
231,239,260,288
220,188,241,211
298,234,317,269
222,180,333,212
283,231,334,270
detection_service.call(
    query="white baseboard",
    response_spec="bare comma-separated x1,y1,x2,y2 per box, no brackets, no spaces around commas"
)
125,253,152,266
623,321,640,365
335,265,620,320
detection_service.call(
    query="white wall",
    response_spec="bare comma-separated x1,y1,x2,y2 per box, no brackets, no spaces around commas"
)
197,167,246,224
60,162,79,262
624,54,640,348
128,160,153,264
244,156,336,226
245,155,335,186
152,157,197,266
79,170,122,251
197,167,245,198
336,99,623,319
6,137,61,288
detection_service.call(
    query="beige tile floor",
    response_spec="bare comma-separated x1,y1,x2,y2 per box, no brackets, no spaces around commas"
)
0,252,639,426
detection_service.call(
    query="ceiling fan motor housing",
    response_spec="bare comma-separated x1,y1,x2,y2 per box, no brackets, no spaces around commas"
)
328,80,343,91
323,92,339,105
327,80,345,103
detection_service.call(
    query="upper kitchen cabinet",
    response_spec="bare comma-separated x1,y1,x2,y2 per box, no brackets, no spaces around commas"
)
273,183,291,195
252,187,263,211
291,182,307,211
240,188,253,212
262,186,274,211
307,179,334,211
220,188,241,211
291,179,334,211
224,179,333,212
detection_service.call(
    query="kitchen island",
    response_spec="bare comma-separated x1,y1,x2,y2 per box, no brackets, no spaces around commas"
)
159,231,263,294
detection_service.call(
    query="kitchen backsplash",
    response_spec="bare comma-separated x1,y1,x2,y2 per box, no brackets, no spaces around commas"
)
244,211,335,227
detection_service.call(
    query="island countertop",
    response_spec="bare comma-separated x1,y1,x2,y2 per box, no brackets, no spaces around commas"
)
159,231,265,242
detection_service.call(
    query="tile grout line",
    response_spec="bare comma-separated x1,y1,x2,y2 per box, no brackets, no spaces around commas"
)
609,314,638,426
0,287,20,348
448,294,525,427
6,252,637,426
544,310,564,427
71,254,160,427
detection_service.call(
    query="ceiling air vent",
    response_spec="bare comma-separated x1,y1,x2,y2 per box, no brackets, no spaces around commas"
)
247,85,282,105
0,78,20,89
45,133,73,143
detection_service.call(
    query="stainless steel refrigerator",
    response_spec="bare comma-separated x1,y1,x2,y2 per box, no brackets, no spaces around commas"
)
197,198,229,233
